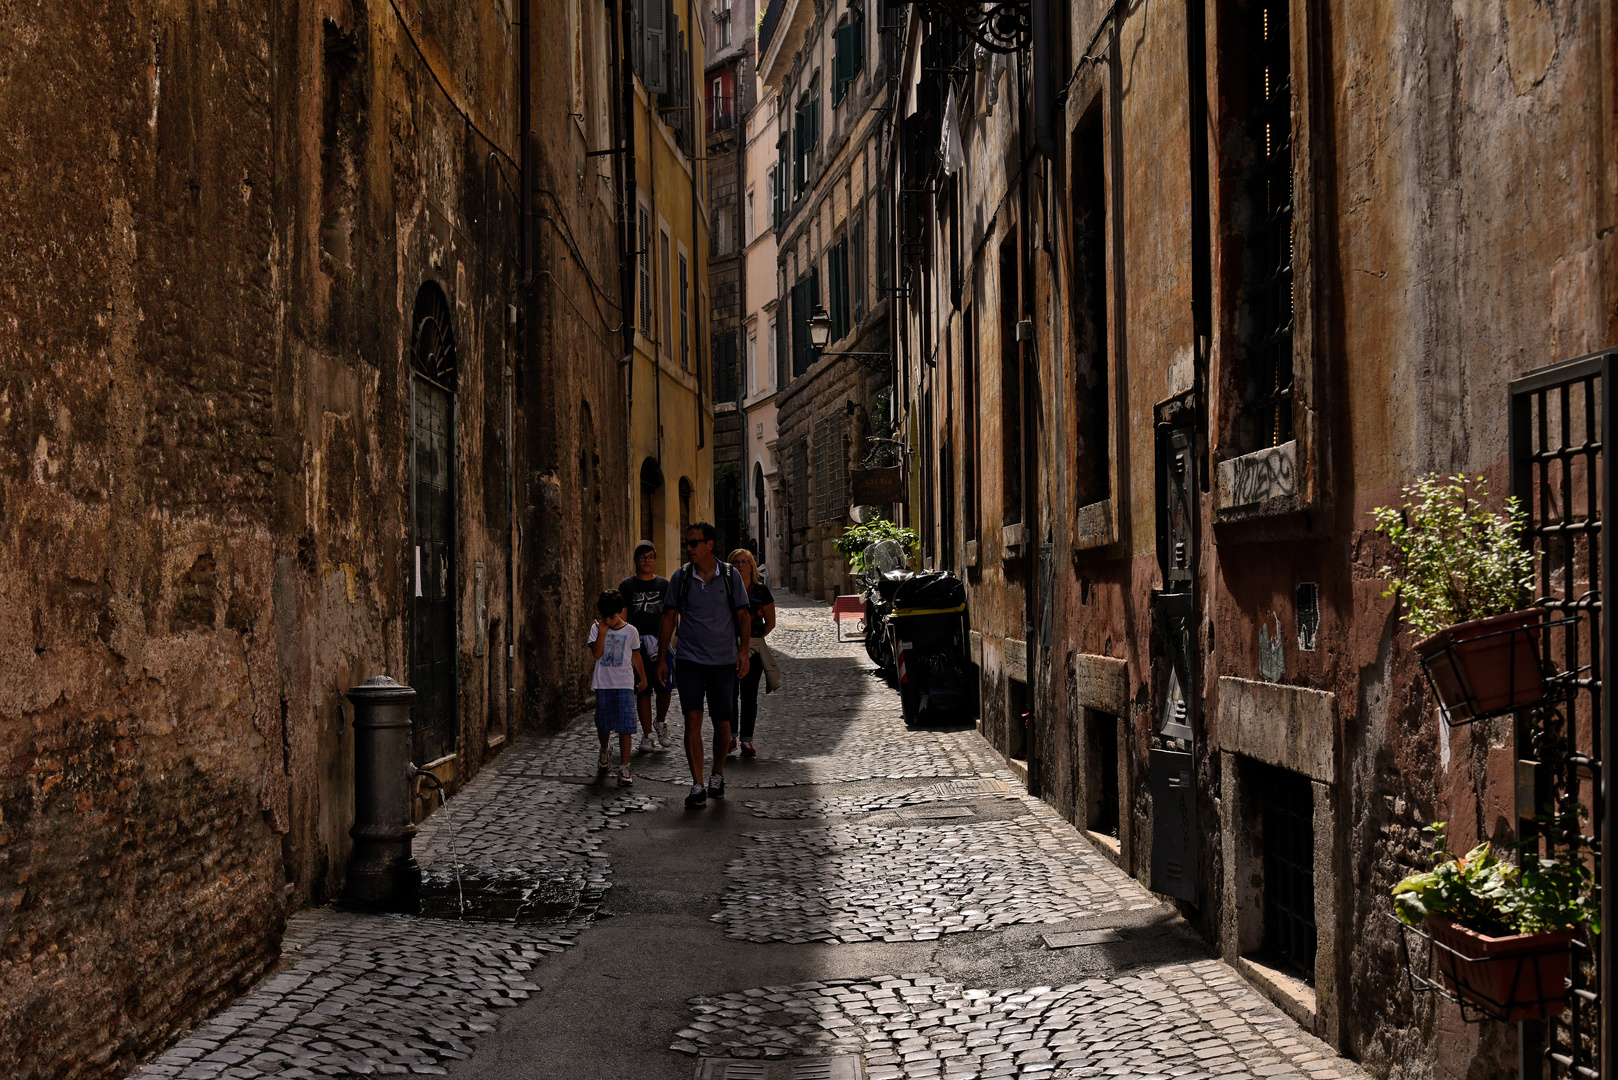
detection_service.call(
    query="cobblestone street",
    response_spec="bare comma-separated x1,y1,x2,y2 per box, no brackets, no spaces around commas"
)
131,593,1365,1080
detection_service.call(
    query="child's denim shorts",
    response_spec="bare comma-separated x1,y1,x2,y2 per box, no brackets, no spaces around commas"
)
594,688,639,734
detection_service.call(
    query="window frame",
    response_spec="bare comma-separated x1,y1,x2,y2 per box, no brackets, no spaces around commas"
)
1208,0,1322,524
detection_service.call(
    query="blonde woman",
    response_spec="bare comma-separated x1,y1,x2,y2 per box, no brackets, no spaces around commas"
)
728,548,777,757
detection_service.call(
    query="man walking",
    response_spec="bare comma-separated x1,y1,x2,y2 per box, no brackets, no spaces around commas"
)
656,522,751,808
619,540,673,751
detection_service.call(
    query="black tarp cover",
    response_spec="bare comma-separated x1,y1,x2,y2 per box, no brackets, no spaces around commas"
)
892,570,967,612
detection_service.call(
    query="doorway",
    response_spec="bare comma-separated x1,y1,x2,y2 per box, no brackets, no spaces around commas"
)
410,282,458,766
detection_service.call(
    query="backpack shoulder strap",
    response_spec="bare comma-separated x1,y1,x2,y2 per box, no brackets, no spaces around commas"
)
676,562,693,611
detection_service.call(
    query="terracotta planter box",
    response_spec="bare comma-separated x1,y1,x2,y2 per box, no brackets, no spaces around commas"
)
1426,915,1573,1022
1415,608,1547,723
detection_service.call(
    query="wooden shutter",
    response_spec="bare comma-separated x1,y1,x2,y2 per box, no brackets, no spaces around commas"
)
642,0,667,93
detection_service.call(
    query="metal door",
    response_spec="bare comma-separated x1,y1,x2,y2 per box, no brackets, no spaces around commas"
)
409,283,458,767
412,376,456,765
1151,397,1199,903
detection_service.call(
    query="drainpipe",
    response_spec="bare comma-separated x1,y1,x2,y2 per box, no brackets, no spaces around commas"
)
691,79,706,455
616,0,639,508
519,0,532,288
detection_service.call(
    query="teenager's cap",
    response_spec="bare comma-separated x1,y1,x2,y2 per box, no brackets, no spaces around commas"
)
634,540,656,559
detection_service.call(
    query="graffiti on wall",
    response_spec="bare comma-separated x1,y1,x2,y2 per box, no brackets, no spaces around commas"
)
1222,440,1297,508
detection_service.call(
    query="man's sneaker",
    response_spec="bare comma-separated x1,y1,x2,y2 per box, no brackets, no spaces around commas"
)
618,764,634,786
741,741,757,758
707,773,726,800
655,721,671,747
638,732,655,754
685,783,707,808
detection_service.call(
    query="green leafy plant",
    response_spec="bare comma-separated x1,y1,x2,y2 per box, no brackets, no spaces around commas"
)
835,517,917,577
1371,473,1534,639
1392,822,1600,936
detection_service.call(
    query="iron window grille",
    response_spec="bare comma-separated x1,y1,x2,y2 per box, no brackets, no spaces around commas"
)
1508,351,1611,1080
814,413,847,524
1260,764,1317,982
1247,0,1295,450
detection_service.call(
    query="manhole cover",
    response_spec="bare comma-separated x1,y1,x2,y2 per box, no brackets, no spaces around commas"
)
696,1058,865,1080
924,778,1020,798
896,805,974,820
1043,928,1124,949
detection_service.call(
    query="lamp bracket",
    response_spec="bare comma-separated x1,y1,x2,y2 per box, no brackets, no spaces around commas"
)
913,0,1030,54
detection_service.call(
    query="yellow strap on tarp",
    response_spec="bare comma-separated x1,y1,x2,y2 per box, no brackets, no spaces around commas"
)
892,604,967,617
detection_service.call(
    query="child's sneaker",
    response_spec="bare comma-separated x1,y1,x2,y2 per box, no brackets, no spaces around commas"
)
655,721,671,747
707,773,726,800
618,764,634,786
685,783,707,808
638,731,655,754
741,741,756,758
597,751,610,775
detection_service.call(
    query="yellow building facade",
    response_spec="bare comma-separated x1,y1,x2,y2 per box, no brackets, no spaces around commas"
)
627,0,713,575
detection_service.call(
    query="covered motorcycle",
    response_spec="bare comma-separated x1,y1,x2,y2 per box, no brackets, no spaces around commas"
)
889,570,971,723
859,539,912,671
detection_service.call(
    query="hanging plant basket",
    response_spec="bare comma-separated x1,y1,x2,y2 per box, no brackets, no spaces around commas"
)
1414,608,1574,725
1390,912,1573,1023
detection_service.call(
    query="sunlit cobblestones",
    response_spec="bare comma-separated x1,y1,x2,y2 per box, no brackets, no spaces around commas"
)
673,964,1354,1080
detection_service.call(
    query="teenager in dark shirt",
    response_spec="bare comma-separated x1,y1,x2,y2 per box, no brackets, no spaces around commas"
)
619,540,673,751
727,548,776,758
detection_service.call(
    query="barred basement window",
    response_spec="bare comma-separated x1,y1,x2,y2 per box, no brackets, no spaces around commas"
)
1260,763,1316,981
813,413,846,524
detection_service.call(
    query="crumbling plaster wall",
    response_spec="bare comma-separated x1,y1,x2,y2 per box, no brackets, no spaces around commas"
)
0,1,594,1075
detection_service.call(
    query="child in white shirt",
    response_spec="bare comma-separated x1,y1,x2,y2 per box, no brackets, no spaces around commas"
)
589,590,648,785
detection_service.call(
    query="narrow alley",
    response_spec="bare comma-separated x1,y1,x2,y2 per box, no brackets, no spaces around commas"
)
130,595,1361,1080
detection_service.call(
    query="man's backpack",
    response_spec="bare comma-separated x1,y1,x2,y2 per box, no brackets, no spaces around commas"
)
676,559,740,614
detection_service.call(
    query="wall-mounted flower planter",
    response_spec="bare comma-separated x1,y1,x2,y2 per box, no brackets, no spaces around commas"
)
1414,608,1565,725
1424,916,1573,1022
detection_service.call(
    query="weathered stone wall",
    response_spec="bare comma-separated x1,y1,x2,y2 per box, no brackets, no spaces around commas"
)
899,0,1616,1077
0,1,626,1075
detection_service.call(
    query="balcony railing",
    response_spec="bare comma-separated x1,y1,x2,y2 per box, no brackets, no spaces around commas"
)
759,0,784,56
708,95,734,132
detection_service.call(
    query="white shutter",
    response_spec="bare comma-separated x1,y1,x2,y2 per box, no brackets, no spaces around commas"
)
642,0,667,93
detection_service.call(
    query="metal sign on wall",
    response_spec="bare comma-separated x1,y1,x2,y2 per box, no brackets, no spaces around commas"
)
851,467,906,505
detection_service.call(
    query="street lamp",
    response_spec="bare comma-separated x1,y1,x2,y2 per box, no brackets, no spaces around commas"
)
806,303,888,370
808,305,832,350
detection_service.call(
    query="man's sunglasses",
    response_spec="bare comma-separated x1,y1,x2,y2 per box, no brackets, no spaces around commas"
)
684,538,711,548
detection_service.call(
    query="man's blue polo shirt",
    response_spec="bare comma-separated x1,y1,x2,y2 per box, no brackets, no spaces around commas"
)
664,562,748,666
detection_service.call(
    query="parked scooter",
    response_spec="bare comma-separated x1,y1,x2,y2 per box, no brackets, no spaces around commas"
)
859,539,911,673
889,570,971,725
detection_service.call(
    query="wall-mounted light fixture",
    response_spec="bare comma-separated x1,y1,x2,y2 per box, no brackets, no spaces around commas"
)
808,304,889,371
